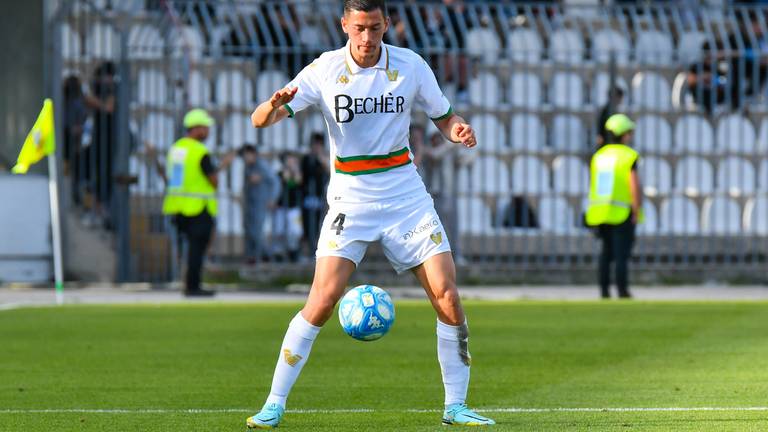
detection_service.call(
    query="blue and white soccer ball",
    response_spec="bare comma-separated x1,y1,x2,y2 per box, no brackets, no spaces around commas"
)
338,285,395,341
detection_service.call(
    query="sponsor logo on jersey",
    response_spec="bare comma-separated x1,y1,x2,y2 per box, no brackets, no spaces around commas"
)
337,74,349,84
402,219,439,241
334,92,406,123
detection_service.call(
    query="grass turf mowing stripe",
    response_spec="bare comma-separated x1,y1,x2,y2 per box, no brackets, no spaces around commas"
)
3,407,768,414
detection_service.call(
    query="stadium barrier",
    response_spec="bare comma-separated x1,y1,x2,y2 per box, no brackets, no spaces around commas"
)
46,0,768,283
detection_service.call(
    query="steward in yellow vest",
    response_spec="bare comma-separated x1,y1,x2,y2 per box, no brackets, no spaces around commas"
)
586,114,643,299
162,109,233,297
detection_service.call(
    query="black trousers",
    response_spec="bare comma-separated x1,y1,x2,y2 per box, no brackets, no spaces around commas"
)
175,212,214,293
597,218,635,298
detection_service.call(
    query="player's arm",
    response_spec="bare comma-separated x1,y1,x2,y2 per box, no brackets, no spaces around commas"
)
434,114,477,148
251,87,298,128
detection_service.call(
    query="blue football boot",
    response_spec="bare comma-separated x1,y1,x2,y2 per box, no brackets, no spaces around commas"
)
246,403,285,429
442,403,496,426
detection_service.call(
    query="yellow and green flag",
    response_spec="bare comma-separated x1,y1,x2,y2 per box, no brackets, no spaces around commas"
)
12,98,56,174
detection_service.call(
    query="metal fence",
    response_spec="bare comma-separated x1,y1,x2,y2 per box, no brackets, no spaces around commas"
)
46,0,768,283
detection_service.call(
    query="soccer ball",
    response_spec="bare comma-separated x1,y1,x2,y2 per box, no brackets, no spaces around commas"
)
338,285,395,341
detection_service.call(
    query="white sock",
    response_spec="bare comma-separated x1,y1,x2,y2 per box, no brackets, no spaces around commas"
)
265,312,321,408
436,319,471,407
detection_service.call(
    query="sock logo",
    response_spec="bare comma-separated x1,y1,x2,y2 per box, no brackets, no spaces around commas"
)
282,349,303,367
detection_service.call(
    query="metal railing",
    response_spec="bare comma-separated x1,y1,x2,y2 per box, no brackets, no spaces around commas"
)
46,0,768,282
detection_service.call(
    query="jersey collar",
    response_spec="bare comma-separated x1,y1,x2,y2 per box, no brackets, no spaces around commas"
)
344,41,389,74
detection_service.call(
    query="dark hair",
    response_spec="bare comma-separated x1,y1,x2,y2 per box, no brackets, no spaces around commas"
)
310,132,324,144
63,75,82,100
238,144,257,156
608,86,624,99
344,0,387,16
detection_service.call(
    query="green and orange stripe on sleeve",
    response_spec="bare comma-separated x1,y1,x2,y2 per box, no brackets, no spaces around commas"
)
334,147,412,176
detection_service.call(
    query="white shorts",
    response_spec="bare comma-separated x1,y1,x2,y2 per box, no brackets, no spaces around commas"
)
316,193,452,274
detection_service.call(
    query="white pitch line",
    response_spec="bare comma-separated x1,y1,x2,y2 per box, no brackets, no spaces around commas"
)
2,407,768,415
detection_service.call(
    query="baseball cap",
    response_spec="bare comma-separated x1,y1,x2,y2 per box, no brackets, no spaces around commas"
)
183,108,215,129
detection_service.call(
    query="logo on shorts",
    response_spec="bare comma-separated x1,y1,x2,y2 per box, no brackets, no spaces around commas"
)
430,232,443,245
402,219,439,241
327,240,339,250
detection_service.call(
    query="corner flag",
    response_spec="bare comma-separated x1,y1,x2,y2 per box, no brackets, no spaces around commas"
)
13,99,56,174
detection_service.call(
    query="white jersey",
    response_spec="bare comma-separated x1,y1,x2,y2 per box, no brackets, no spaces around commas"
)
284,41,452,204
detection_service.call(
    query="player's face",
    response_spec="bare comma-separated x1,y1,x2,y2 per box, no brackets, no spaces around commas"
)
341,8,389,64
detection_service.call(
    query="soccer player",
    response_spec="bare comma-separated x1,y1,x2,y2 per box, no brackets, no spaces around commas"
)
246,0,495,427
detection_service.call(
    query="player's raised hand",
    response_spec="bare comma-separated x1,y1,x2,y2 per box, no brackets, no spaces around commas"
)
270,87,298,108
452,122,477,148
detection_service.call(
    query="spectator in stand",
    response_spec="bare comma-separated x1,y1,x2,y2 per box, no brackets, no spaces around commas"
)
596,86,624,147
300,133,330,255
239,143,280,265
437,0,470,103
273,151,304,262
62,75,88,205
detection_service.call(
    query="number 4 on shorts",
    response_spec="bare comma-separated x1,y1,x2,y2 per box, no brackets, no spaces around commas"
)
331,213,346,235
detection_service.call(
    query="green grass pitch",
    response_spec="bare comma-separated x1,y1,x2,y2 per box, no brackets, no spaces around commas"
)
2,300,768,431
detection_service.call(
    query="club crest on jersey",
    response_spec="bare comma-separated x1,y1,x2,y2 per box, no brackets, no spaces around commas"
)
283,349,303,367
386,69,399,81
337,74,349,84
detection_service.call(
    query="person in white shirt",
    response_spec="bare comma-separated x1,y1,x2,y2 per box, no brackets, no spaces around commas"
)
246,0,495,428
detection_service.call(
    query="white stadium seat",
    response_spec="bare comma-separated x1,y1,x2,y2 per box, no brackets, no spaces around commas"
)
216,195,243,235
169,26,204,61
216,70,254,108
137,69,169,106
509,73,542,109
255,69,290,102
129,155,164,195
465,27,502,65
259,118,299,151
592,72,629,107
715,114,756,154
759,159,768,190
469,114,509,155
128,24,163,59
592,29,630,66
469,72,501,107
744,196,768,235
639,156,672,196
85,22,119,59
635,30,674,66
674,114,714,154
550,72,584,110
635,115,672,154
510,114,546,152
301,112,327,147
716,157,756,196
225,157,245,195
538,195,576,233
551,114,586,152
61,23,81,60
511,156,550,194
757,119,768,153
702,196,742,235
221,113,256,149
140,113,175,150
677,31,708,64
457,197,493,235
674,156,714,196
552,155,588,195
465,155,510,195
659,195,700,234
631,72,671,111
637,201,659,235
187,70,211,106
549,28,584,65
507,28,543,64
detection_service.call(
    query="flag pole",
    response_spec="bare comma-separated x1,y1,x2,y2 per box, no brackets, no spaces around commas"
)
47,152,64,305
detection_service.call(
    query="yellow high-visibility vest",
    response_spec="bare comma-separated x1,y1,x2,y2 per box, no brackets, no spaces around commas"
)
586,144,641,226
162,137,217,217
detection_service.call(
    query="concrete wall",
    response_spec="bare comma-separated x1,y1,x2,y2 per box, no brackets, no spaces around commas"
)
0,1,44,172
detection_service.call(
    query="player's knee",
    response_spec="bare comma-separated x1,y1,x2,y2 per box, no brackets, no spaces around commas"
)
436,287,461,311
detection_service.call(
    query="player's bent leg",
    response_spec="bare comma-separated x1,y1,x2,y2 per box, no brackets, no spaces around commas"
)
413,252,495,426
247,257,356,429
